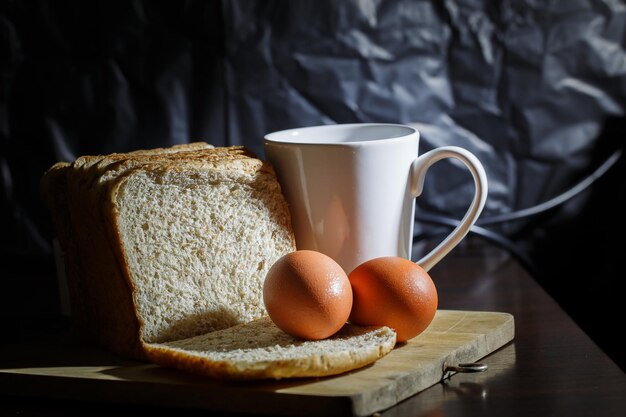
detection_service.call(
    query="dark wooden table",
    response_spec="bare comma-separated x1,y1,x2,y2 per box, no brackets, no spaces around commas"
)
2,238,625,416
397,238,626,417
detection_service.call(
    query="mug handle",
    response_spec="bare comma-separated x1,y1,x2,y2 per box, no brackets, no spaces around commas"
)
410,146,488,272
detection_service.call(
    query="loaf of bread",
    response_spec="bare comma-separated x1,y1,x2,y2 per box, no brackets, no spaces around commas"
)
42,143,296,356
41,143,396,380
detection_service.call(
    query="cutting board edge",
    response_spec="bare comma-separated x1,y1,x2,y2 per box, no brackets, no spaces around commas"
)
349,310,515,416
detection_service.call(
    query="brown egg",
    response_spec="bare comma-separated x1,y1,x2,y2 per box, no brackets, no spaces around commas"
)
348,257,438,342
263,250,353,340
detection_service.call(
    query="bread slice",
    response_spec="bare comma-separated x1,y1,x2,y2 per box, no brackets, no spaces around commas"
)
106,154,296,345
144,317,396,380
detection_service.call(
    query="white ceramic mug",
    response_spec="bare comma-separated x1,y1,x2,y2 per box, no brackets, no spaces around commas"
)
264,123,488,274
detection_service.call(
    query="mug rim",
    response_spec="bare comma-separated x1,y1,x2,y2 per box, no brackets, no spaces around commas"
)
264,123,418,146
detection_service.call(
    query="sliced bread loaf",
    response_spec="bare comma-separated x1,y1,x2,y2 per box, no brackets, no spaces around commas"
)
42,144,296,358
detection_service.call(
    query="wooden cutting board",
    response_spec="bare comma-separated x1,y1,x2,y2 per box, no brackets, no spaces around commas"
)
0,310,514,416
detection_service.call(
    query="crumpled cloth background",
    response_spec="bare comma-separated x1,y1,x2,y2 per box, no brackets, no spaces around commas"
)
1,1,625,367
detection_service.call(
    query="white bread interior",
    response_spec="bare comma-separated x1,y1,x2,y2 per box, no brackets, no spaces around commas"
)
110,156,296,343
